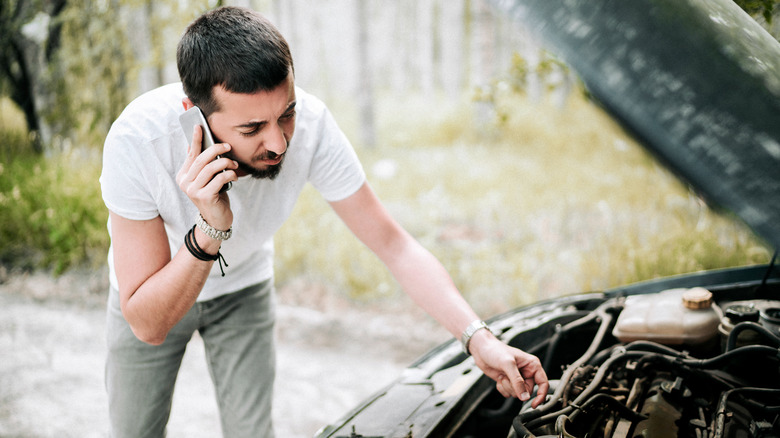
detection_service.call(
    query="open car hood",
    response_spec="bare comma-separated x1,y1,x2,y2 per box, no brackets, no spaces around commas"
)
493,0,780,250
314,1,780,437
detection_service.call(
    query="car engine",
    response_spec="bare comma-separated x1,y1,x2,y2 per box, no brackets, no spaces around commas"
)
509,288,780,438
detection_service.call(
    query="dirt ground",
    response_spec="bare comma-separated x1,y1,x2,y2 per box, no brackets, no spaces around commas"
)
0,268,449,438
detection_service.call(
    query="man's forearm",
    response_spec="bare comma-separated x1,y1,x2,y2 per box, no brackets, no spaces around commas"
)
121,229,220,345
384,240,480,339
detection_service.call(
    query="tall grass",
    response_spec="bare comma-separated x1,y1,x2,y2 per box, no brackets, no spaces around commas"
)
275,90,770,315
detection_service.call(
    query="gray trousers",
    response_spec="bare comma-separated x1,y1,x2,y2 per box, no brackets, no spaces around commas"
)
105,280,276,438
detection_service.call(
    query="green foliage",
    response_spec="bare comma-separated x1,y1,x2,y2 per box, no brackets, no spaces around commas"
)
0,0,228,274
733,0,776,24
503,51,571,95
1,0,221,153
47,1,139,147
0,128,107,274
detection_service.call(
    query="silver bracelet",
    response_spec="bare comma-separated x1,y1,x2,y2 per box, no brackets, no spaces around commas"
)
461,320,492,355
196,214,232,241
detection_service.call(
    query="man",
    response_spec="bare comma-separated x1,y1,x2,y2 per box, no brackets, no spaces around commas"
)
100,6,548,437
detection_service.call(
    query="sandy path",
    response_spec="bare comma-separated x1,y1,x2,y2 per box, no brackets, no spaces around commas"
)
0,271,448,437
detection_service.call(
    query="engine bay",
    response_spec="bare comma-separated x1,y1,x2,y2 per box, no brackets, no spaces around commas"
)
503,284,780,438
315,267,780,438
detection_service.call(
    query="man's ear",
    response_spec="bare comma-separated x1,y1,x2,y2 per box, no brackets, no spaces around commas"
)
182,98,195,111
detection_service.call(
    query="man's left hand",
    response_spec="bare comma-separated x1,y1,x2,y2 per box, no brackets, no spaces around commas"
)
468,329,549,408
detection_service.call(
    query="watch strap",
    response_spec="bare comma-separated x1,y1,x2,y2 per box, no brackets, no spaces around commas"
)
196,214,232,241
461,320,491,355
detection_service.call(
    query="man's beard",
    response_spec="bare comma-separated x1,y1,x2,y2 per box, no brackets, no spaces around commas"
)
230,151,285,180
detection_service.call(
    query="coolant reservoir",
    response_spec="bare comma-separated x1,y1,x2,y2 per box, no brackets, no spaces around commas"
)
612,287,720,345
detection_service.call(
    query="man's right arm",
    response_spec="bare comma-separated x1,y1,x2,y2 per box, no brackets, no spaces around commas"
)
110,212,219,345
108,123,238,345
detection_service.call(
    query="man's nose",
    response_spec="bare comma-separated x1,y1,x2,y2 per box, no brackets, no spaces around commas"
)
266,124,287,155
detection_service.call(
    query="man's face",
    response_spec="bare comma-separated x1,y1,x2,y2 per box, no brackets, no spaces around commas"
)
207,74,297,180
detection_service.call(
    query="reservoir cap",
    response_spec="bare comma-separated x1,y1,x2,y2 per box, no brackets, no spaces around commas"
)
725,304,760,323
682,287,713,310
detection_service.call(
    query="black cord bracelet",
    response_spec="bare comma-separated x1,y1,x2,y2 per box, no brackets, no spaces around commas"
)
184,225,228,276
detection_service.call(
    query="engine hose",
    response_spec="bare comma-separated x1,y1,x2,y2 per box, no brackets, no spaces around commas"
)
530,303,620,419
520,351,649,430
517,341,778,436
521,405,576,431
519,335,636,430
516,385,650,436
713,387,780,438
554,401,643,438
511,416,561,438
556,394,649,437
567,393,648,424
681,344,779,368
555,415,577,438
567,351,647,407
624,340,690,356
477,396,519,419
623,345,780,391
625,344,779,371
726,321,780,351
585,332,689,369
542,310,601,371
511,416,538,438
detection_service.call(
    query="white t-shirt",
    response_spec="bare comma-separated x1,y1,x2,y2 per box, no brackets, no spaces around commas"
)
100,83,366,301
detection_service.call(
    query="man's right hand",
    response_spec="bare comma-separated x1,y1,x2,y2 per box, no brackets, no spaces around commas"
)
176,125,238,233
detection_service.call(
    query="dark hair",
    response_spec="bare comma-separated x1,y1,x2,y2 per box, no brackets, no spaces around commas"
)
176,7,294,115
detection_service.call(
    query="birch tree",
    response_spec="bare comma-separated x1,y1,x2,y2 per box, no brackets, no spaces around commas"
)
356,0,376,148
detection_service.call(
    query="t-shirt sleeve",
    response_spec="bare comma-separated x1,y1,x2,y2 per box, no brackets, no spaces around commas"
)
306,103,366,202
100,122,160,221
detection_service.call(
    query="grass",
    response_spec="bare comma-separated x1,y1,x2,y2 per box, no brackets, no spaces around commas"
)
0,98,108,274
0,90,770,315
275,90,770,315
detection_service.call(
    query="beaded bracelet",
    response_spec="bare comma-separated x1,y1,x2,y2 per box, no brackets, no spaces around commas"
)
184,225,228,276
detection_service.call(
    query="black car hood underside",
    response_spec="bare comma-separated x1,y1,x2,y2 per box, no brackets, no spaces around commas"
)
492,0,780,250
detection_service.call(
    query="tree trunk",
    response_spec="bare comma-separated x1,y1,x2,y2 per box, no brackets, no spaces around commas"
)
123,1,157,94
439,0,466,101
7,0,66,152
417,0,435,97
471,0,496,128
355,0,376,148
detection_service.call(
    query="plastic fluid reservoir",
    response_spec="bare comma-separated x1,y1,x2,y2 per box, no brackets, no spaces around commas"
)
718,303,761,348
612,287,720,345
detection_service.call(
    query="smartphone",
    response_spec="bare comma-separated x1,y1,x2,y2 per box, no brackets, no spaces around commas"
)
179,106,232,193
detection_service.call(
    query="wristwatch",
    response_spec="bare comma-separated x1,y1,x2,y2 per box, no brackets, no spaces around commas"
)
461,320,492,355
196,214,232,241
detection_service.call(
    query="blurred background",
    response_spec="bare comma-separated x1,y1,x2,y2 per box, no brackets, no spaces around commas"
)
2,1,779,436
1,0,777,314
